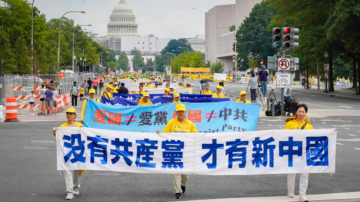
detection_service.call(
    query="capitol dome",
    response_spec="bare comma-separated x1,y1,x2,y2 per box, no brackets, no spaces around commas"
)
107,0,140,36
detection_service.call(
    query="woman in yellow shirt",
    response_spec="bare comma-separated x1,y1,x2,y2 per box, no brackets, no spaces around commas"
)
179,83,184,88
100,85,114,101
144,82,152,88
201,83,212,95
138,92,153,106
169,87,175,94
186,83,193,94
212,86,225,98
284,104,313,202
163,88,171,97
236,91,251,103
52,107,84,200
173,93,181,103
81,89,100,123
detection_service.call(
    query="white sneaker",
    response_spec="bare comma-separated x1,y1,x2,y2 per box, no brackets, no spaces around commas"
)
287,190,294,198
299,195,309,202
66,193,74,200
73,188,79,195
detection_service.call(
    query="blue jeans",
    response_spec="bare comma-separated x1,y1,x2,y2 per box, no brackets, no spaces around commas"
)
260,81,267,96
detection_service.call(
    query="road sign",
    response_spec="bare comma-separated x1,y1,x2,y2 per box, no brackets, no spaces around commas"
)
324,64,329,71
276,73,291,88
278,58,290,70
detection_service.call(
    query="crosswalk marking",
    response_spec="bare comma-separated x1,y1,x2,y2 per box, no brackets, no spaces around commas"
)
337,143,344,145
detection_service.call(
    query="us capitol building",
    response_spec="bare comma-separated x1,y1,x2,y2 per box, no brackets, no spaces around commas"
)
94,0,205,57
93,0,170,57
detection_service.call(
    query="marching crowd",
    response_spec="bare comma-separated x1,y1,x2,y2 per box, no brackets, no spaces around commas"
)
51,72,321,201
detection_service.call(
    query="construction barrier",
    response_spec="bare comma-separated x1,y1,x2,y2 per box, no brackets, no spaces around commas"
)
5,97,18,121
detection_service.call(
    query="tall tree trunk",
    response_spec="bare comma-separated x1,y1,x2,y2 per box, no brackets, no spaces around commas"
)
329,53,334,92
295,70,300,80
352,58,357,88
306,66,309,89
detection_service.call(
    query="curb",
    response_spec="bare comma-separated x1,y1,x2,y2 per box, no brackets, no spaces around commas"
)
292,89,360,100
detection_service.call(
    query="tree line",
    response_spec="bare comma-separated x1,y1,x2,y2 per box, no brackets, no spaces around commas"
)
0,0,116,75
235,0,360,92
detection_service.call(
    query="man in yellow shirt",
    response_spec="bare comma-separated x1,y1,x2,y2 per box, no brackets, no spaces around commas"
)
201,83,212,95
138,92,153,106
79,87,85,101
81,89,100,123
156,104,198,199
173,93,181,103
137,85,145,95
212,86,225,98
236,91,251,103
100,85,114,101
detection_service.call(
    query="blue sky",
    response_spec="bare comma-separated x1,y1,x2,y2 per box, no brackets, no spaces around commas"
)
33,0,235,39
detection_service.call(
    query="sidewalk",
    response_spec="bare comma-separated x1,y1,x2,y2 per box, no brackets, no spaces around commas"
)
291,85,360,99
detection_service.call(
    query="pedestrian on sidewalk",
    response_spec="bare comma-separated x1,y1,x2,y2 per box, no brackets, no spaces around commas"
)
44,86,54,116
249,73,257,102
284,104,313,202
92,77,99,93
52,86,58,115
29,90,36,115
83,80,89,97
39,85,46,115
99,79,104,94
156,104,199,199
70,82,80,108
87,78,92,93
52,107,85,200
257,67,269,97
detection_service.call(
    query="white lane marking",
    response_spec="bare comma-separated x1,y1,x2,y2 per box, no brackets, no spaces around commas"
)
337,143,344,145
339,106,353,109
349,134,356,137
355,148,360,151
319,119,347,122
348,120,353,122
337,138,360,142
259,122,263,123
322,122,326,124
345,128,350,130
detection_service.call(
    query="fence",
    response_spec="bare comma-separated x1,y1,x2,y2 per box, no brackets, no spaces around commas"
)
0,72,95,109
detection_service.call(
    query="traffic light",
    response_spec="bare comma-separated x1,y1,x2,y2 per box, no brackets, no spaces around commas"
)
290,27,299,49
232,55,236,59
282,27,291,49
260,60,264,65
272,27,281,50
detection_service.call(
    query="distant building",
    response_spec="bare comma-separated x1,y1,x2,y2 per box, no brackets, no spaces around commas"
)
205,0,262,74
93,0,170,56
186,38,205,53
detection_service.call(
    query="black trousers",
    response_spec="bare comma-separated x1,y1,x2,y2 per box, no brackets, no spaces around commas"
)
94,86,98,95
72,94,78,107
250,89,256,101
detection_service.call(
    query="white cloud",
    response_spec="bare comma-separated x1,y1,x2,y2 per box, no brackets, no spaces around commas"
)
32,0,234,38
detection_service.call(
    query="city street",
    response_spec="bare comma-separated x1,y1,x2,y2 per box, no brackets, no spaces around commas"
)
1,80,359,202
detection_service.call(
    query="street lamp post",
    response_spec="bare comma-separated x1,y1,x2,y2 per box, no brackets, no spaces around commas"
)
217,25,237,74
324,52,329,93
31,0,35,76
73,24,92,72
58,10,85,70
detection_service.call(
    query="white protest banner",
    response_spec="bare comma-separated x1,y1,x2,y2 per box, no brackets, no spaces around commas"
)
214,73,227,81
126,88,192,95
57,128,336,175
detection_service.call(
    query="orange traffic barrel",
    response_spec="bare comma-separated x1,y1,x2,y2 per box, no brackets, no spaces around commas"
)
5,97,18,122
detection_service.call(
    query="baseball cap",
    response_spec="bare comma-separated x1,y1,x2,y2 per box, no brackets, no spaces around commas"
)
175,104,186,112
89,89,96,94
240,91,247,95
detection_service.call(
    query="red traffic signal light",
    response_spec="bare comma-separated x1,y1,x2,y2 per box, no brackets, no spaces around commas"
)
274,28,280,34
284,28,291,34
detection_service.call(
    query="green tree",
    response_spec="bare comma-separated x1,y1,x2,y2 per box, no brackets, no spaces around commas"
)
211,61,223,73
236,1,278,71
171,51,205,73
248,58,256,70
161,38,193,56
133,51,144,71
155,52,175,72
118,51,128,71
145,58,154,72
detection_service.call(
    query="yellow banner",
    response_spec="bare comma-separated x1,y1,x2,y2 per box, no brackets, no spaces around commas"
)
181,67,210,73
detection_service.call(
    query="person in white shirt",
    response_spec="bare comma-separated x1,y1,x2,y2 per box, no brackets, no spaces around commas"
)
39,85,46,115
29,90,36,115
52,86,59,115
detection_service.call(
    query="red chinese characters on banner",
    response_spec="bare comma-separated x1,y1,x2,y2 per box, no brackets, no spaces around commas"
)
108,112,122,126
93,109,107,124
188,110,202,123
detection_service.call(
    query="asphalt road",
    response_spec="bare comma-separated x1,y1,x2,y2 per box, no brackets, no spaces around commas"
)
0,79,359,202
